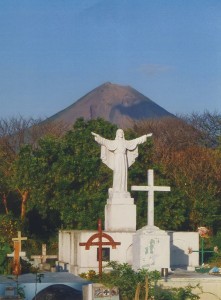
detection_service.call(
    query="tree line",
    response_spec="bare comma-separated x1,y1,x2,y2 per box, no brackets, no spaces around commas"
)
0,113,220,244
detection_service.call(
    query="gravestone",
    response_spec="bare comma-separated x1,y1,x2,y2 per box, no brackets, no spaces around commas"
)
131,169,171,271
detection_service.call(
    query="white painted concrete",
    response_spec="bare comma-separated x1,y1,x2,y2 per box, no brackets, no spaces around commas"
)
160,275,221,300
131,169,170,227
168,231,199,269
59,230,135,275
132,226,170,271
105,195,136,231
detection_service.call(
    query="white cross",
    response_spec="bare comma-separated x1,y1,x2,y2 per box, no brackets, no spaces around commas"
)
31,244,57,263
12,231,27,252
131,169,170,227
7,231,27,258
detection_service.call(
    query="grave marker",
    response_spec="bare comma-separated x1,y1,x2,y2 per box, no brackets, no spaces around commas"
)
31,244,57,266
12,231,27,252
7,231,27,275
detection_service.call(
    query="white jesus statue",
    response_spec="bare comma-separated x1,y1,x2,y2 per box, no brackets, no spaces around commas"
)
92,129,152,196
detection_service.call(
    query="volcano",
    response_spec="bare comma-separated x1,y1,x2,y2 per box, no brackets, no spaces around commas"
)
47,82,173,128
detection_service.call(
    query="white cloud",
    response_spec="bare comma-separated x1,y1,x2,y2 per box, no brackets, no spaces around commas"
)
138,64,174,76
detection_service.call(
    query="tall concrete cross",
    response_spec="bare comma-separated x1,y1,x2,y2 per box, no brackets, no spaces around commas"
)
131,169,170,227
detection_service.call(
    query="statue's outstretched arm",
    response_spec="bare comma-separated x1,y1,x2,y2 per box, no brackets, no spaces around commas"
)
138,133,152,143
91,132,99,137
91,132,105,145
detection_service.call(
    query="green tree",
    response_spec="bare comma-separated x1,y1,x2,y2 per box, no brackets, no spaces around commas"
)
0,148,11,214
133,116,221,232
16,119,117,231
10,145,38,220
50,118,118,229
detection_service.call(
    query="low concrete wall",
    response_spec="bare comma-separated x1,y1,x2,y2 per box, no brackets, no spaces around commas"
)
159,276,221,300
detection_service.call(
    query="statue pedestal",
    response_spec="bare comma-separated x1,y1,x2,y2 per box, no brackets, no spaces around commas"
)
104,191,136,231
132,225,170,271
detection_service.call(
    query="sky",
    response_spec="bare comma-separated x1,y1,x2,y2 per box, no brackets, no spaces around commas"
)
0,0,221,120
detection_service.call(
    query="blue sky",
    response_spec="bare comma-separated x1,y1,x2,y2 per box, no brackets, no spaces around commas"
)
0,0,221,119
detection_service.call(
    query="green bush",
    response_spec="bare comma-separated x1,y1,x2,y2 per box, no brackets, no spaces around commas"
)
79,261,200,300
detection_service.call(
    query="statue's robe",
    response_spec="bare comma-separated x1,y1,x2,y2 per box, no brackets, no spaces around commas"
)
95,135,147,193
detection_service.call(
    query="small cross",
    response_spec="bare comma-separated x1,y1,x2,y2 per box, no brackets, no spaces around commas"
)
31,244,57,264
12,231,27,252
131,169,170,227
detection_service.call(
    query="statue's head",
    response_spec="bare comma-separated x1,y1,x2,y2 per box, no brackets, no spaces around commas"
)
115,129,124,140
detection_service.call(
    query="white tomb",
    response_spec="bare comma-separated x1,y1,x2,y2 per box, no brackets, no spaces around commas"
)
133,227,170,271
58,229,134,274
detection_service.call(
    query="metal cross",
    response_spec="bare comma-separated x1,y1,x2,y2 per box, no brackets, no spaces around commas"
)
131,169,170,227
188,237,218,265
79,219,121,277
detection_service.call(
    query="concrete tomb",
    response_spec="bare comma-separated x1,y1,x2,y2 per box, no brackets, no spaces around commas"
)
79,219,121,276
58,229,134,275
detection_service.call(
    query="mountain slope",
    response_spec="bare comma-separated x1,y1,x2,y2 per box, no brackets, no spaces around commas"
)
47,82,174,128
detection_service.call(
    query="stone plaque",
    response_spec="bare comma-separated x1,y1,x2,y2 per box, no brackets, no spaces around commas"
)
94,286,119,300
